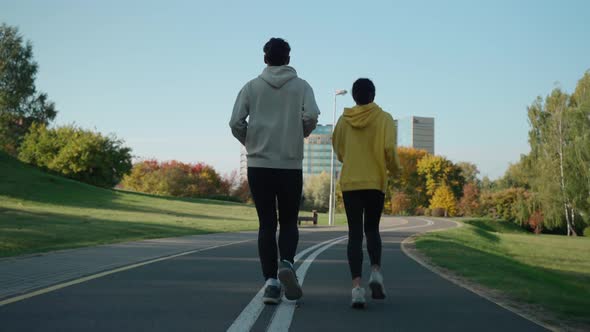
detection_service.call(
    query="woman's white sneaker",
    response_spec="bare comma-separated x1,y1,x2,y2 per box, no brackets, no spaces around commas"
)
351,287,367,309
369,270,386,299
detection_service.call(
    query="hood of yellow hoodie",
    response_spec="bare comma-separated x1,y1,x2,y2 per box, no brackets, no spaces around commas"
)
342,103,382,128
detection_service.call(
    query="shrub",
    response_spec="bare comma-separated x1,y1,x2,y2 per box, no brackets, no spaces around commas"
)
232,180,252,203
458,183,481,216
584,226,590,237
528,210,544,234
391,192,411,215
429,185,457,217
18,123,132,188
432,207,446,217
414,206,426,216
479,188,528,222
120,159,226,198
383,199,392,215
204,195,241,203
423,208,432,216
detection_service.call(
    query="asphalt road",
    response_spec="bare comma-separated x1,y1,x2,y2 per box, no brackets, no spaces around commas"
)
0,217,547,332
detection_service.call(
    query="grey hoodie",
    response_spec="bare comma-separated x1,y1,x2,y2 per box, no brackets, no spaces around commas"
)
229,66,320,169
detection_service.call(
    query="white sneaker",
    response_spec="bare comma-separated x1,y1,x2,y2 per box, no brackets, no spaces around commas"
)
369,270,386,299
278,260,303,300
351,287,366,309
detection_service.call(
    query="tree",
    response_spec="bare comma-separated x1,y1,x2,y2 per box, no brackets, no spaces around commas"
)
496,155,532,190
479,188,528,222
567,71,590,219
119,159,162,194
19,123,132,188
220,170,240,197
120,159,226,197
232,180,252,203
390,192,411,215
387,147,429,211
303,172,330,212
479,176,496,194
429,185,457,217
458,183,480,216
417,154,465,200
527,88,579,235
0,24,56,154
457,162,480,185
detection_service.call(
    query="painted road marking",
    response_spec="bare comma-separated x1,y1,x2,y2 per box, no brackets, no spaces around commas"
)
265,218,435,332
226,218,410,332
0,239,254,307
266,237,347,331
226,236,348,332
228,218,433,332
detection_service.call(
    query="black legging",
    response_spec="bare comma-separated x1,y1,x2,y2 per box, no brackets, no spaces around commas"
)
342,190,385,279
248,167,302,280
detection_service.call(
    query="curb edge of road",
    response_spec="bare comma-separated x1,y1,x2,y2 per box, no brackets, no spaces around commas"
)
400,218,563,332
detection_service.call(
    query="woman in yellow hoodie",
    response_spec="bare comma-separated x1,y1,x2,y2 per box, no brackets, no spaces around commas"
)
332,78,399,309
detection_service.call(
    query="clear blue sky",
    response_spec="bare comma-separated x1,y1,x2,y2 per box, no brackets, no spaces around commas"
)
2,0,589,179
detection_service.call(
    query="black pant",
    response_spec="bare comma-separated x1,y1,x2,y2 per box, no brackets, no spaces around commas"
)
343,190,385,279
248,167,302,280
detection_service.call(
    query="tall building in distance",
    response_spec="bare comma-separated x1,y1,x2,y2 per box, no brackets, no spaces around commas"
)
303,124,341,178
397,116,435,154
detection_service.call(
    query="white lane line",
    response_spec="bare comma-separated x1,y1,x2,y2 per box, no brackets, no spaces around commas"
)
0,239,254,307
392,218,434,230
226,236,346,332
266,218,435,331
227,219,410,332
266,238,346,332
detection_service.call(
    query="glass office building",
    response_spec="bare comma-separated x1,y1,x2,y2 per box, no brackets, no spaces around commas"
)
303,124,341,178
238,124,342,182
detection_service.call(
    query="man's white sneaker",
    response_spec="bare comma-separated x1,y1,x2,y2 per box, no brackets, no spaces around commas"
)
278,260,303,300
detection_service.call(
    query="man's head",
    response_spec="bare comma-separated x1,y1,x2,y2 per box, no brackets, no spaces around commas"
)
264,38,291,66
352,78,376,105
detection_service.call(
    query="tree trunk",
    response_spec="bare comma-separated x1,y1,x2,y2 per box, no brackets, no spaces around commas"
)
557,112,576,236
570,207,578,236
565,205,573,236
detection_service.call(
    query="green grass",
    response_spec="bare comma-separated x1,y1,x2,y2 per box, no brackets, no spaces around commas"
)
0,152,346,258
415,218,590,326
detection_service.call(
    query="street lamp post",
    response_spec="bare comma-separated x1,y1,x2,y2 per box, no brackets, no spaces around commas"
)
328,89,347,226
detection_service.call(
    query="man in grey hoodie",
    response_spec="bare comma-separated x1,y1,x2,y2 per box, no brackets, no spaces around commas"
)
229,38,320,304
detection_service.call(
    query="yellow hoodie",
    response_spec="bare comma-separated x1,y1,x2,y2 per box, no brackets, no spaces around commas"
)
332,102,400,193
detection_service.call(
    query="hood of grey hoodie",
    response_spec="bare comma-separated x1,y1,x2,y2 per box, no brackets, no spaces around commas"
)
259,66,298,88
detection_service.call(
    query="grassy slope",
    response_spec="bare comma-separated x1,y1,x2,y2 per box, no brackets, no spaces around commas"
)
0,153,346,257
415,218,590,326
0,152,260,257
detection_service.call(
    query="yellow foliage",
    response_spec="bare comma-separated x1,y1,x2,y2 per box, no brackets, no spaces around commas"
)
429,185,457,217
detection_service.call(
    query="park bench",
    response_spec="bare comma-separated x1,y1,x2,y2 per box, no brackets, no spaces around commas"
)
298,210,318,226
